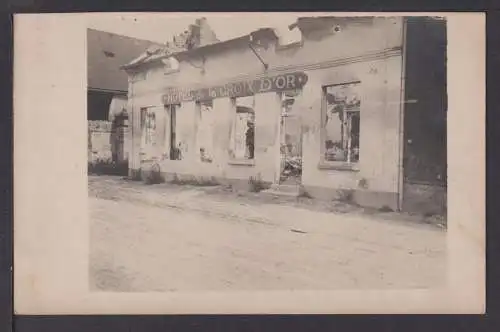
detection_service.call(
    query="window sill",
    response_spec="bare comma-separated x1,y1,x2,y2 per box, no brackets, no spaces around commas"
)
228,159,256,166
318,161,360,172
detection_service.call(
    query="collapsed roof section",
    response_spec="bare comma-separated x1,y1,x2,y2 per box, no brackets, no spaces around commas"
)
122,17,221,70
288,16,376,40
123,32,280,71
121,16,373,71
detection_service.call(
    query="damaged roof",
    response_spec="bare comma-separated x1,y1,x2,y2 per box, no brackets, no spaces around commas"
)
122,25,279,71
288,16,337,30
288,16,376,31
121,16,368,71
87,28,163,92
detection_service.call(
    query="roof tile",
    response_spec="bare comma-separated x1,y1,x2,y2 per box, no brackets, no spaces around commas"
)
87,29,163,92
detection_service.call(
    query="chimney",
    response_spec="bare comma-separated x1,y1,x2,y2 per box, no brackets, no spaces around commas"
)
197,17,218,46
187,23,201,49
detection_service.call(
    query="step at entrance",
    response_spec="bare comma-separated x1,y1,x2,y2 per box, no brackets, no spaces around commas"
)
261,184,301,198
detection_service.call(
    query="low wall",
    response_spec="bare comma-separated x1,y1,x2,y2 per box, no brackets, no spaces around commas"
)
137,162,272,192
136,161,398,210
88,120,112,163
402,183,447,215
135,163,446,216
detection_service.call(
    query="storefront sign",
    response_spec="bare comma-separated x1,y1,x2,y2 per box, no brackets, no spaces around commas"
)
162,72,308,105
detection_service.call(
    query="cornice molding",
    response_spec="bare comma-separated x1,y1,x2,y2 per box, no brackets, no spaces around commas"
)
130,47,402,99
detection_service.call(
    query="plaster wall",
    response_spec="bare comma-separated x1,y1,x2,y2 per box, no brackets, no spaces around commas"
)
127,17,405,208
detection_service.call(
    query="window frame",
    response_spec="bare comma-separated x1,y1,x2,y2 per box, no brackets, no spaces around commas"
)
145,111,156,146
228,96,256,166
139,106,158,161
165,103,182,161
132,70,148,82
319,81,361,172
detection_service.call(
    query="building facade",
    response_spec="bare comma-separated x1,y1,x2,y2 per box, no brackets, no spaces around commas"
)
123,16,447,214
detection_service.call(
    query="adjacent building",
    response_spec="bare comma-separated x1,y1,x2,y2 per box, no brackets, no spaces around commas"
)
122,16,447,215
87,28,162,166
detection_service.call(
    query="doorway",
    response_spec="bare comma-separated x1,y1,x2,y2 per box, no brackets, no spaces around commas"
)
278,91,302,185
401,17,447,215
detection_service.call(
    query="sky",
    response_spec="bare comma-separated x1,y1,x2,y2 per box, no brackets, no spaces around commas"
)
86,12,320,44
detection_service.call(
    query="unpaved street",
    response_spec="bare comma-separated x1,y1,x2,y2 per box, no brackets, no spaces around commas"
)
89,176,446,292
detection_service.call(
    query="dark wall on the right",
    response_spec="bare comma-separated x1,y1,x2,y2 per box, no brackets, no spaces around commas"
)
403,17,447,187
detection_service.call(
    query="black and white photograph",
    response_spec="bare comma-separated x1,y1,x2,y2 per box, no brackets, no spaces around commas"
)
86,14,447,292
14,12,484,314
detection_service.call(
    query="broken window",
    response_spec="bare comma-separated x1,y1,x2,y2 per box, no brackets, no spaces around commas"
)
196,100,214,163
323,82,361,163
280,91,302,159
231,96,255,160
280,91,303,184
140,107,156,154
145,111,156,146
165,104,182,160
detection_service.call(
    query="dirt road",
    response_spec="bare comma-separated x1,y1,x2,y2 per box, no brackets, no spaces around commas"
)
89,176,446,292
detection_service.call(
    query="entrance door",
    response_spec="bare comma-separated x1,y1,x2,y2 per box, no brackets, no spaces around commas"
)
279,92,302,185
401,17,447,214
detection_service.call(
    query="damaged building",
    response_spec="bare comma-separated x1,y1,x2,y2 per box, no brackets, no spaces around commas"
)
122,16,447,215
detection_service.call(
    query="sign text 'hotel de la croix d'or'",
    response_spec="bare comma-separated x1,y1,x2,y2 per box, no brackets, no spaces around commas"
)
162,72,309,105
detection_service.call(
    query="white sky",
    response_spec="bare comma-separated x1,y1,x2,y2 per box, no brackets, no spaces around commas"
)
86,12,321,44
